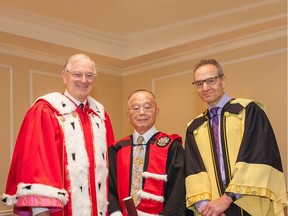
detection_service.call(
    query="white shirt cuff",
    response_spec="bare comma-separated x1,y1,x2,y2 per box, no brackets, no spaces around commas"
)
32,207,49,216
194,200,209,213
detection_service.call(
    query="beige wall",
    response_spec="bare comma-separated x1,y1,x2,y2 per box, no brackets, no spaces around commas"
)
121,37,287,215
0,37,287,214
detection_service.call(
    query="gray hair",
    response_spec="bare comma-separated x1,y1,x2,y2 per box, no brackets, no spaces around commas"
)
193,59,224,75
127,89,156,100
64,54,97,75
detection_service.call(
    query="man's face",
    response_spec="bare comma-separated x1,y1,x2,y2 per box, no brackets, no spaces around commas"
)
194,64,226,107
62,58,95,102
127,91,159,135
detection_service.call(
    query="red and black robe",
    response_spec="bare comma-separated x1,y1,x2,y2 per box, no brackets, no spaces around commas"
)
109,132,186,216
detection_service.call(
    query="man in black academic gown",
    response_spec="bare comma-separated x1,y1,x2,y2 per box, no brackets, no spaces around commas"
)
185,59,287,216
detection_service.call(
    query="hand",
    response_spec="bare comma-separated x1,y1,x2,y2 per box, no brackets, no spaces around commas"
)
200,194,232,216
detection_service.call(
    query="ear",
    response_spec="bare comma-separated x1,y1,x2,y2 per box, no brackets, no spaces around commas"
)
221,75,226,88
62,71,68,84
126,107,132,119
155,107,160,118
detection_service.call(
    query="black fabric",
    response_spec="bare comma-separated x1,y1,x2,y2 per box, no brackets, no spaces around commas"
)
225,203,251,216
236,102,283,171
108,139,131,214
185,99,283,216
109,133,187,216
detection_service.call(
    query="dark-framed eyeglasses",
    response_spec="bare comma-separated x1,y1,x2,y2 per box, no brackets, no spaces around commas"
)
192,74,224,88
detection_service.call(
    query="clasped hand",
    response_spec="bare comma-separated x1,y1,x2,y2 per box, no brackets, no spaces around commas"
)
200,194,232,216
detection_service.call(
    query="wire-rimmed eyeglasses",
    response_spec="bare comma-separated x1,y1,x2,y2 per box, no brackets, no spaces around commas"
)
129,104,154,114
66,70,96,82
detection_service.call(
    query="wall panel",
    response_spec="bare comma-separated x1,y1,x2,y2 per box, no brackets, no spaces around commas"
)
0,65,13,215
30,70,64,104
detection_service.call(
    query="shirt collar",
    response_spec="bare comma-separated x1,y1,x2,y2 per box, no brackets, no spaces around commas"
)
133,126,158,144
64,90,87,106
209,92,231,112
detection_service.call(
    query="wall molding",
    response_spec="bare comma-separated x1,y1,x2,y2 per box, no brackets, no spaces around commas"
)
0,209,13,216
0,0,285,60
0,64,13,159
29,69,62,105
0,26,286,77
125,26,286,76
152,48,286,93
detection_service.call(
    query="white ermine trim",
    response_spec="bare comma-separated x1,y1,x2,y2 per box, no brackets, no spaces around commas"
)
137,190,164,202
36,93,105,117
17,183,68,204
142,172,167,181
87,96,105,119
89,102,108,215
137,209,159,216
39,93,108,216
35,92,75,114
2,193,17,206
60,111,91,216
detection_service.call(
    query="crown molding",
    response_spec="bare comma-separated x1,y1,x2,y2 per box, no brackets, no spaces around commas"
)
0,0,285,60
125,0,286,58
0,26,286,77
0,42,123,76
0,5,129,59
0,42,66,65
122,26,287,76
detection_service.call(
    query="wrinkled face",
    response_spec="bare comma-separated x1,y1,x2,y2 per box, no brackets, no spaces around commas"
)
194,64,226,107
62,58,95,102
127,91,159,135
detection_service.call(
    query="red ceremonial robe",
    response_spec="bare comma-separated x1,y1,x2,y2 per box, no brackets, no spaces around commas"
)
2,92,115,216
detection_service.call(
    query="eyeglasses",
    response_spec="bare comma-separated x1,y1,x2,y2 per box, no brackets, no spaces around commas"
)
129,104,154,114
192,74,224,88
66,70,96,82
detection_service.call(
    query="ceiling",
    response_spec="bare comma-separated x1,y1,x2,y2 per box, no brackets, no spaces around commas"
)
0,0,286,74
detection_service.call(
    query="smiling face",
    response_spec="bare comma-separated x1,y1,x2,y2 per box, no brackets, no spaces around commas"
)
62,55,96,102
194,64,226,107
127,90,159,135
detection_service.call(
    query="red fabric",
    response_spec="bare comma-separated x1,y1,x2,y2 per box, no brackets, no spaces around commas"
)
4,98,115,216
79,108,98,215
104,112,115,148
116,136,132,215
137,132,179,214
116,133,181,215
5,101,65,195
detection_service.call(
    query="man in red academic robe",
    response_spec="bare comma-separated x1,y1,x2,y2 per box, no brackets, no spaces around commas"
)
2,54,115,216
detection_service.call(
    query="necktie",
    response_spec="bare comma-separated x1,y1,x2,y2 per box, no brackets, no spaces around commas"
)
211,107,221,164
79,103,84,112
211,107,227,187
131,136,145,206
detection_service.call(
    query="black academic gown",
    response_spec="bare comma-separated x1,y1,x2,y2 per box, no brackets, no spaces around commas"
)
185,98,287,216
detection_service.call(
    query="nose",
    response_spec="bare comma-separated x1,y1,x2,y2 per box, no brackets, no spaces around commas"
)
202,82,210,91
80,74,88,82
138,107,145,114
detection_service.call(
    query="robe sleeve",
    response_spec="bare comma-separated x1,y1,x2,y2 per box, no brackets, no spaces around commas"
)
228,102,287,215
108,144,122,214
161,140,186,216
3,100,68,211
